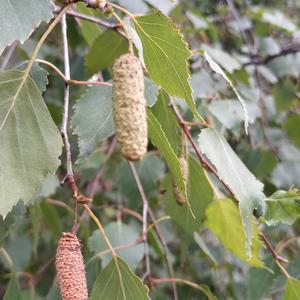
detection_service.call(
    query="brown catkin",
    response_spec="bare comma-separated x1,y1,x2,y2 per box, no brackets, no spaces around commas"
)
55,232,88,300
112,53,147,161
173,157,189,205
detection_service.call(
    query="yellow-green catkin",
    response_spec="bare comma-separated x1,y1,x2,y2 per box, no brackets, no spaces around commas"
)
55,232,88,300
112,54,147,161
173,157,189,205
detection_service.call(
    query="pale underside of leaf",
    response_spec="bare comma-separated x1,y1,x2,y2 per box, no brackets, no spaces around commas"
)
203,51,249,133
198,128,265,257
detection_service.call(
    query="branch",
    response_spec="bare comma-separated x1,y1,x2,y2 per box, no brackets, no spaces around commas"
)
169,98,235,197
129,163,178,300
0,42,17,70
244,43,300,66
128,162,151,280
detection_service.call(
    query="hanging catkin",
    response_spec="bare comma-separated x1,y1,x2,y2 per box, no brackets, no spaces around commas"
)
112,53,147,161
173,157,189,205
55,232,88,300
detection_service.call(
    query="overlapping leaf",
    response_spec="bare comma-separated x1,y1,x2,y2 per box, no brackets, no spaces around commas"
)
0,70,62,217
205,199,263,267
72,79,158,157
0,0,54,55
134,12,204,122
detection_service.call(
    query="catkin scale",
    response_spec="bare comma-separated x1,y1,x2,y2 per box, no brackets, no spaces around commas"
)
173,157,189,205
112,54,147,161
55,232,88,300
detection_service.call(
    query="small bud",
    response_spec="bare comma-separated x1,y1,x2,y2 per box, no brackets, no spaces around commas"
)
55,232,88,300
173,157,189,205
112,54,147,161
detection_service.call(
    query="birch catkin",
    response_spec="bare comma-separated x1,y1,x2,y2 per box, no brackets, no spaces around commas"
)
55,232,88,300
112,54,147,161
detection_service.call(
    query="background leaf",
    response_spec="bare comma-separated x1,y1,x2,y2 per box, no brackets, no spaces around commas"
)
85,30,128,75
161,156,214,234
284,277,300,300
88,221,144,269
264,190,300,226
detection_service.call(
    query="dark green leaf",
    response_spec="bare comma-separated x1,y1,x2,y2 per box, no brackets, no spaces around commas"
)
88,222,144,269
85,30,128,75
91,256,151,300
3,274,23,300
0,0,53,55
284,115,300,148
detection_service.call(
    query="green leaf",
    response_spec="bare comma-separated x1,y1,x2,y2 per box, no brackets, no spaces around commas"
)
284,114,300,148
144,0,178,15
246,256,279,300
135,12,204,122
147,109,186,196
151,89,180,152
203,51,249,132
90,256,151,300
198,128,265,256
14,62,48,92
72,85,114,157
88,221,144,269
284,277,300,300
205,200,263,267
272,79,297,111
117,154,165,209
162,156,214,234
85,30,128,75
3,274,23,300
40,200,62,242
264,190,300,226
194,232,217,266
72,80,158,157
75,3,102,46
0,201,26,245
0,70,62,217
0,0,53,55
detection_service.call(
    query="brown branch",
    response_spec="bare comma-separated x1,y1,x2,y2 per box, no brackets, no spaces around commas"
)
169,98,235,198
129,163,178,300
260,233,289,264
128,162,151,280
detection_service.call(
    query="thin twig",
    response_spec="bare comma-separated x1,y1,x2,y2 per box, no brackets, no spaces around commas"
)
129,163,178,300
151,277,213,298
0,42,17,70
128,162,151,280
35,58,112,87
260,233,289,264
243,43,300,66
